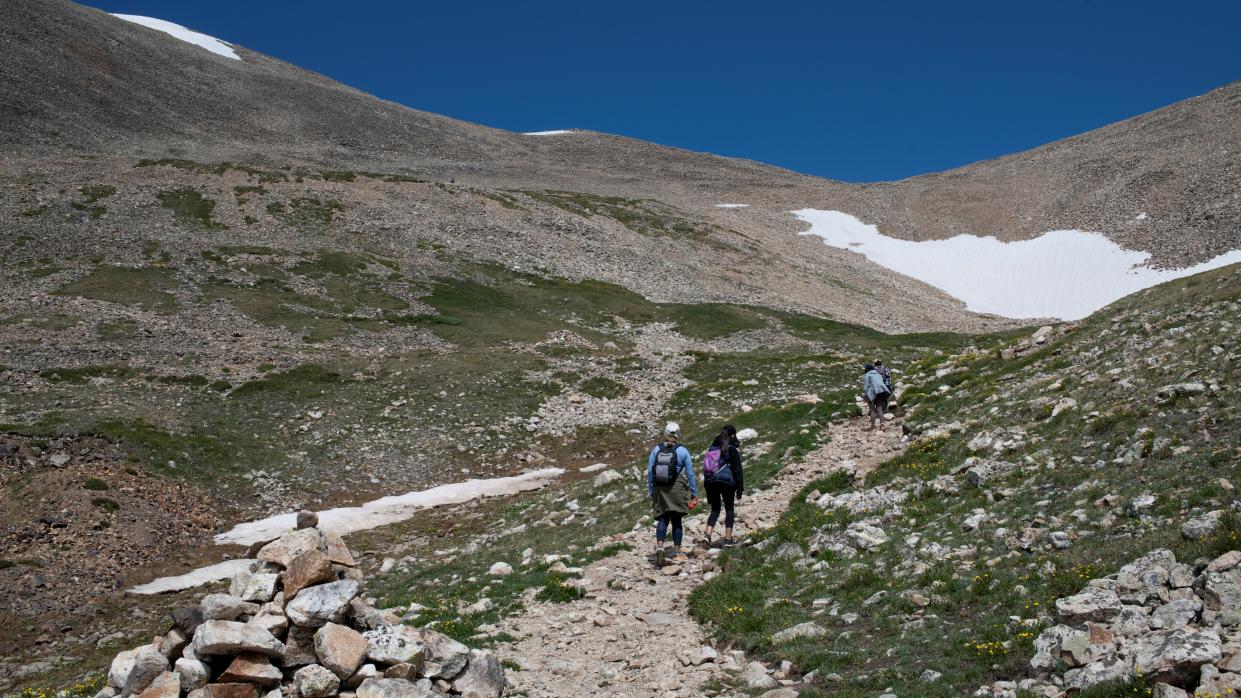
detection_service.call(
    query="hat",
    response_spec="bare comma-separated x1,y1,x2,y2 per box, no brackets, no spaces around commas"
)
864,363,874,371
664,421,681,436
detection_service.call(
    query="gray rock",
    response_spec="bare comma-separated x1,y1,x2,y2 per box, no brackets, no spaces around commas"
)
363,624,426,666
1181,511,1223,540
200,593,260,621
296,510,319,529
314,622,368,679
192,620,286,658
174,658,209,692
121,645,169,696
452,650,506,698
1156,382,1207,404
844,522,888,550
108,647,138,689
294,663,340,698
1055,588,1123,625
356,677,433,698
285,579,359,627
744,661,777,689
257,528,323,568
1064,656,1128,692
1049,531,1071,549
241,573,280,603
1151,598,1203,630
1129,628,1222,684
1200,566,1241,612
421,629,470,680
772,622,827,644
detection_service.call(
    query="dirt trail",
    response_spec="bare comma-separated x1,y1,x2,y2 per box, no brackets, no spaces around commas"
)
494,418,906,697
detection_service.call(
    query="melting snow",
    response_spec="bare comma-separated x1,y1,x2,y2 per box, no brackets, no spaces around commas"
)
128,559,253,595
112,14,240,60
525,130,573,136
794,209,1241,321
579,463,610,472
715,203,750,209
215,468,565,547
128,468,564,593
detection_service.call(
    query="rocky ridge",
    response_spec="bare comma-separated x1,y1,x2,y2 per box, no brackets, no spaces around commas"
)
96,513,505,698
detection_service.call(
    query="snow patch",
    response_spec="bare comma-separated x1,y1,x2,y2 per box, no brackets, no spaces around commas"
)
794,209,1241,321
525,130,573,136
112,14,240,60
128,559,253,595
579,463,610,472
1136,212,1149,221
715,203,750,209
215,468,565,546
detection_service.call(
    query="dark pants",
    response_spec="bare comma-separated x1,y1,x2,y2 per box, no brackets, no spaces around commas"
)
706,482,736,528
656,512,683,545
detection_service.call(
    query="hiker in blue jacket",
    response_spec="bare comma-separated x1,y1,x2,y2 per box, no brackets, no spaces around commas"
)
863,363,891,431
702,425,744,548
647,421,697,565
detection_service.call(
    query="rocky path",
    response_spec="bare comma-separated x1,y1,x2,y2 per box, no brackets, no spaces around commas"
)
494,418,906,697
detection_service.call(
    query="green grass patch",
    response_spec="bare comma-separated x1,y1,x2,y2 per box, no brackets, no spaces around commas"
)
266,198,343,228
56,265,180,314
91,496,120,512
82,478,108,491
39,365,136,383
157,188,225,228
229,364,343,397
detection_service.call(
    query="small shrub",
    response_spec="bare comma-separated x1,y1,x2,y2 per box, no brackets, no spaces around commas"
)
91,496,120,513
83,478,109,491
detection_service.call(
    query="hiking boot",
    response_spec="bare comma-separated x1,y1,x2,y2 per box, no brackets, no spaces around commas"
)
722,538,738,548
655,548,666,567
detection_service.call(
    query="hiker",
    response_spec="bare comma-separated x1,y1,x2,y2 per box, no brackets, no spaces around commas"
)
862,362,890,430
647,421,697,565
702,424,745,548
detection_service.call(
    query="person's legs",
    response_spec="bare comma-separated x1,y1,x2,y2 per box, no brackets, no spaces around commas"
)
654,513,669,564
705,484,722,541
670,512,684,556
864,396,879,429
721,487,736,542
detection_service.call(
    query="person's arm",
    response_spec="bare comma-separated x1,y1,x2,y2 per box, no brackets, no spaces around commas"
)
732,446,744,496
680,446,697,497
648,447,660,495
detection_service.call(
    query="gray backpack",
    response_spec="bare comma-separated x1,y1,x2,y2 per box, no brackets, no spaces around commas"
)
652,444,680,485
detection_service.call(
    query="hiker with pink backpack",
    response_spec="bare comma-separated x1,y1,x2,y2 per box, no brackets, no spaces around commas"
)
702,424,745,547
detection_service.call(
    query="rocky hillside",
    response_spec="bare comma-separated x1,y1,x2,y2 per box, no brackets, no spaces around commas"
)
688,263,1241,696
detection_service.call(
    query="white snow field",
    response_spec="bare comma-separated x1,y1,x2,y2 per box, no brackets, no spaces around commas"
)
128,468,564,593
795,209,1241,321
715,203,750,209
111,14,240,60
525,130,573,136
128,559,254,595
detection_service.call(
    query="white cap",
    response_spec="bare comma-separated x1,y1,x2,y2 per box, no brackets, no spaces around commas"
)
664,421,681,436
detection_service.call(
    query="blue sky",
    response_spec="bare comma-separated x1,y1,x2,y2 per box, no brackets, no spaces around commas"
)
98,1,1241,182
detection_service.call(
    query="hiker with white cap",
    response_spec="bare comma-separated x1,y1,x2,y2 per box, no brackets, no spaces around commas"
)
647,421,697,565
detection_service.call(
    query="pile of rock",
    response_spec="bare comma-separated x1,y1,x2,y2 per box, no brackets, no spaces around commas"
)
975,548,1241,697
99,512,505,698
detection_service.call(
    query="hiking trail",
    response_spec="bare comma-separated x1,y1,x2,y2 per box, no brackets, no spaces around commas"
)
494,417,906,697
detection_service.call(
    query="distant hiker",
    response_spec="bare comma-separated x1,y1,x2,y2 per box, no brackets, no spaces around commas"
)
702,424,745,548
647,421,697,565
874,359,894,394
863,363,890,431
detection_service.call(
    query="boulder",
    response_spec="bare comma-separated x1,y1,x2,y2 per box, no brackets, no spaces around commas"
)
201,593,260,621
286,580,359,627
257,528,323,568
593,470,622,487
159,628,189,659
1181,511,1223,540
283,549,336,599
452,650,505,698
771,622,827,644
248,613,289,639
844,522,888,550
174,658,209,692
347,664,381,689
293,664,339,698
323,531,356,567
1151,598,1203,631
1064,656,1128,692
218,653,283,687
486,562,513,576
744,661,777,689
172,606,205,636
1056,588,1123,625
1200,566,1241,611
123,646,170,696
137,671,180,698
241,573,280,603
356,677,430,698
296,510,319,529
280,626,319,668
201,684,258,698
192,620,286,658
363,625,426,666
1129,628,1222,684
1116,549,1175,603
420,629,470,680
1151,684,1190,698
315,622,368,679
109,647,139,689
965,459,1017,487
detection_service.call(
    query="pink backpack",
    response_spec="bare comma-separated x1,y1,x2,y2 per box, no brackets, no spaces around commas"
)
703,447,722,477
